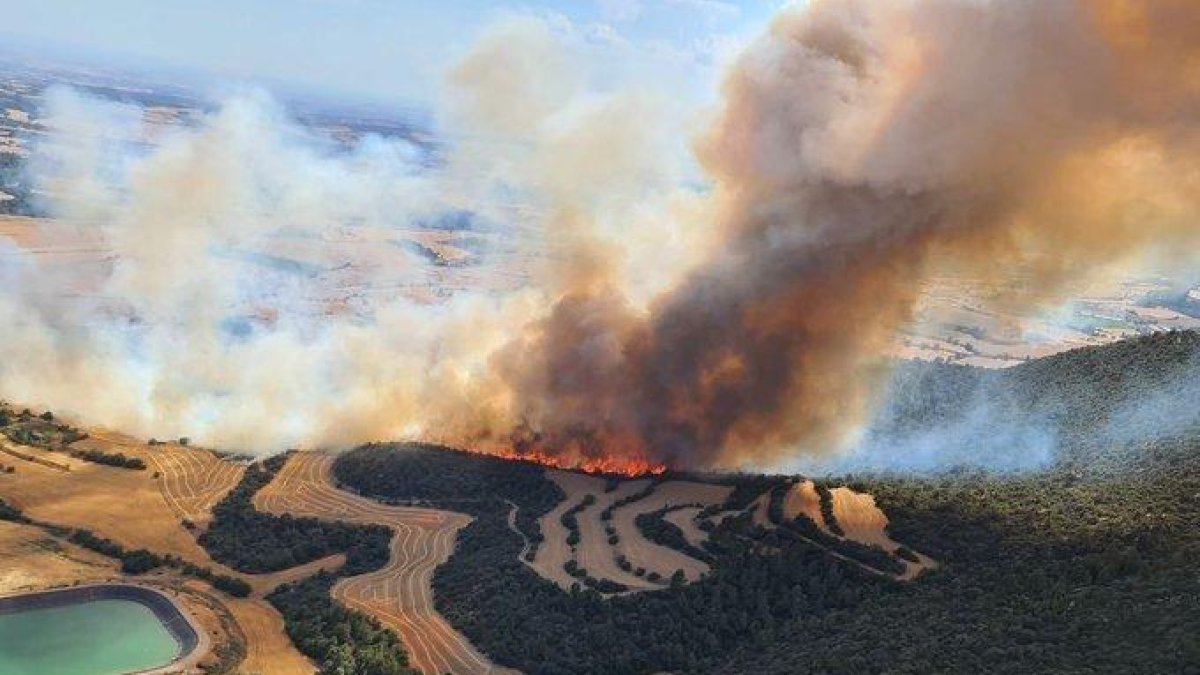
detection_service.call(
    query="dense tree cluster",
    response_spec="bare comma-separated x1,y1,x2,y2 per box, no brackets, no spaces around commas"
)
332,443,564,551
199,454,390,573
198,452,414,674
709,332,1200,674
269,573,417,675
69,448,146,470
0,405,89,450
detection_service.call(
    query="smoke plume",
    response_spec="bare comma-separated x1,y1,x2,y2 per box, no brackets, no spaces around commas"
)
2,1,1199,470
485,0,1200,468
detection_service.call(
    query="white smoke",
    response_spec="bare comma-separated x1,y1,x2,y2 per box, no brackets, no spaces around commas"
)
0,19,710,454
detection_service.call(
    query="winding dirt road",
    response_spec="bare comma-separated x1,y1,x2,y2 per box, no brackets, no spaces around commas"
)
254,452,512,675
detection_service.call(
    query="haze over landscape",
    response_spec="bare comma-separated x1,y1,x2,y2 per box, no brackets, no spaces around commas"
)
0,2,1197,675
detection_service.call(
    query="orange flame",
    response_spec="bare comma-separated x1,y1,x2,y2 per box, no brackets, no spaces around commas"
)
472,446,667,478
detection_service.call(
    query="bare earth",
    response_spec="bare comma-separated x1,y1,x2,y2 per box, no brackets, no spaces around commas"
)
254,452,510,675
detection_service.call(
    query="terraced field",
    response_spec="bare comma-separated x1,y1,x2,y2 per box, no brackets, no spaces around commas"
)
529,471,606,590
254,452,508,675
144,442,245,526
531,471,733,592
607,481,732,583
226,598,317,675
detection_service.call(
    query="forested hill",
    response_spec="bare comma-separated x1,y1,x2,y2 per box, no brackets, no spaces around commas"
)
862,329,1200,476
711,331,1200,674
330,331,1200,674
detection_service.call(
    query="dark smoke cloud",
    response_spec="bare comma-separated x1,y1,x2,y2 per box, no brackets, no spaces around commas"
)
493,0,1200,469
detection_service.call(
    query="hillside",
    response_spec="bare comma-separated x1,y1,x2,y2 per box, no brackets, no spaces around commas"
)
712,331,1200,673
332,331,1200,675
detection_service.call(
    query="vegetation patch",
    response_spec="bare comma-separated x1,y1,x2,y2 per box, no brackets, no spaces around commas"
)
198,453,413,675
634,506,715,564
69,448,147,470
336,444,896,675
269,573,417,675
200,454,390,573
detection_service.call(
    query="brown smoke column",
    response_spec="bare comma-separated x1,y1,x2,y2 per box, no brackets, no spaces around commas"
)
487,0,1200,469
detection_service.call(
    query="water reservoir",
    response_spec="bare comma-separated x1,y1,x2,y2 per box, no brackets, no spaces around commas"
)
0,585,199,675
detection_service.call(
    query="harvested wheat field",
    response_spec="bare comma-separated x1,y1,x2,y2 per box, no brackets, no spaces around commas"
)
531,472,733,591
608,481,732,583
0,519,117,593
0,439,227,568
576,478,658,591
255,452,508,675
530,470,608,590
142,442,245,526
226,597,317,675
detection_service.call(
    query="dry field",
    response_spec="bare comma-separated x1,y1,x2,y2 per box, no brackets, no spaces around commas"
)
0,433,323,673
529,470,607,590
255,452,508,675
0,519,116,593
748,491,773,529
829,487,936,580
662,507,706,548
142,442,244,526
0,438,227,568
744,479,936,581
575,479,657,591
607,481,733,583
226,597,317,675
532,471,732,591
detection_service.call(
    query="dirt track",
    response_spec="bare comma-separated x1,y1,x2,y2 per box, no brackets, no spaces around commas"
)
255,452,510,675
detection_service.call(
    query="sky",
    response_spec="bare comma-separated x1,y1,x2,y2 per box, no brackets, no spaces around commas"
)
0,1,784,108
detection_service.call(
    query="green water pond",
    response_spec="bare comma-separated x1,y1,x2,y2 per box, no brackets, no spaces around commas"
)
0,598,179,675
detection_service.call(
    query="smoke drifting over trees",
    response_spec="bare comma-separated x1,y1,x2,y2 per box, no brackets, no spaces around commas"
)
1,1,1198,469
